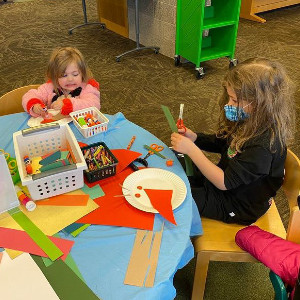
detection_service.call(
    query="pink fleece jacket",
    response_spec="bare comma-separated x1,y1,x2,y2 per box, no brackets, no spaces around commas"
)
236,225,300,299
22,79,100,117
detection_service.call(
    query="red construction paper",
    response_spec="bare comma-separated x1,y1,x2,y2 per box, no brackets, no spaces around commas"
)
37,194,89,206
144,189,176,225
112,149,142,174
0,227,74,261
41,119,56,124
76,167,155,230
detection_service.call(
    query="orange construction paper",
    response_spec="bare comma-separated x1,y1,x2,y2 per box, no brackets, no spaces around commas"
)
37,194,89,206
144,189,176,225
77,167,155,230
41,119,56,124
0,227,74,261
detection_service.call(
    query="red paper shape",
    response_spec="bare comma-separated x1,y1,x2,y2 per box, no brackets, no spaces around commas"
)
77,167,155,230
144,189,176,225
41,119,56,124
37,194,89,206
0,227,74,261
112,149,142,174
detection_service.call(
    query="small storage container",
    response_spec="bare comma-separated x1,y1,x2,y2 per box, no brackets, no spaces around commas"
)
70,107,109,138
13,123,87,200
81,142,118,183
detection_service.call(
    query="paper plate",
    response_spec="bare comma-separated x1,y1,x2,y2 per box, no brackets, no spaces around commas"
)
122,168,187,213
27,109,72,128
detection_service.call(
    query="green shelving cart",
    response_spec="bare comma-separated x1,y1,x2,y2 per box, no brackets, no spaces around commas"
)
175,0,242,79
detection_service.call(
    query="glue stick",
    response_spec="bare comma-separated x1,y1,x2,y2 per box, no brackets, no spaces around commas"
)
14,186,36,211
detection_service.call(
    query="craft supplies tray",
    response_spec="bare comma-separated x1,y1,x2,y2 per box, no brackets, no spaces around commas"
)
13,123,87,200
70,107,109,138
81,142,118,183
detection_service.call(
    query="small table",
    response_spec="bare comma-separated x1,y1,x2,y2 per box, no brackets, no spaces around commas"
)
0,112,202,299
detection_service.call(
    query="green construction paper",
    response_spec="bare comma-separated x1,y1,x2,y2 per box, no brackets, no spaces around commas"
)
40,150,61,166
8,209,63,261
71,224,90,237
161,105,194,176
81,184,105,200
31,255,100,300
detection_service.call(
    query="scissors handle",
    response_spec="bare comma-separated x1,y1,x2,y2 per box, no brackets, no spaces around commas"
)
176,119,187,133
150,143,164,152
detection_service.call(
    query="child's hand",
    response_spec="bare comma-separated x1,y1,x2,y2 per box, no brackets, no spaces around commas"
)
51,97,64,110
32,104,48,118
178,127,197,142
171,132,195,155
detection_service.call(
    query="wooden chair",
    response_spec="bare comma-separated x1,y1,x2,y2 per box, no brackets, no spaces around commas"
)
191,148,300,300
0,84,40,116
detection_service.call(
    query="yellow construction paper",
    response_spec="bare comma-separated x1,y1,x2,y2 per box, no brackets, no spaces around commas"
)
0,190,98,259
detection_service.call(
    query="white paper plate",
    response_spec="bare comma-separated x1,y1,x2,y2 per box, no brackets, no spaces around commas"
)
122,168,187,213
27,109,72,127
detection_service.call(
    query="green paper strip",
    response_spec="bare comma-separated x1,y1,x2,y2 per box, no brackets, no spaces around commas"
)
8,208,63,261
71,224,91,237
42,252,85,282
31,255,100,300
161,105,194,176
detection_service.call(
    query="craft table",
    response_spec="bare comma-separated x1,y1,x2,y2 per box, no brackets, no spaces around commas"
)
0,112,202,300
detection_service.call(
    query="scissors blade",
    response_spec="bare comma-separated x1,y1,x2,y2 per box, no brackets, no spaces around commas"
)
179,104,184,120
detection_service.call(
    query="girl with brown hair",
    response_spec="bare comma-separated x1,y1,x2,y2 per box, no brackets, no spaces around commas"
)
171,58,295,224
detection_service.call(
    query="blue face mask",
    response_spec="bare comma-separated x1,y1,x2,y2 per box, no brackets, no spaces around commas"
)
224,105,250,122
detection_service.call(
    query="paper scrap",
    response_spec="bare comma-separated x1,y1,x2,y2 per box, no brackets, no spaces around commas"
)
37,194,89,206
81,184,105,199
0,252,60,300
8,209,63,261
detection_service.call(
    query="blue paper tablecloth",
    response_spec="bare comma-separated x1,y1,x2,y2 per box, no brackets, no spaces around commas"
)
0,112,202,300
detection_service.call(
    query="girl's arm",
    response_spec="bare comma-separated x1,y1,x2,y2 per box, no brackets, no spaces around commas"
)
22,84,51,117
171,132,226,190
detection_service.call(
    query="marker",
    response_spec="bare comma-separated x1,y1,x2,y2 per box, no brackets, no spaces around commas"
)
14,186,36,211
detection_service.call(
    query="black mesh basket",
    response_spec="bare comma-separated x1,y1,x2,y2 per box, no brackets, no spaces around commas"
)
81,142,118,183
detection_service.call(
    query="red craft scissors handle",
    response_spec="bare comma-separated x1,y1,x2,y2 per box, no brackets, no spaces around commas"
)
149,143,164,153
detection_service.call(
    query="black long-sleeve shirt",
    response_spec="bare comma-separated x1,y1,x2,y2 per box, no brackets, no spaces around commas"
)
193,131,286,224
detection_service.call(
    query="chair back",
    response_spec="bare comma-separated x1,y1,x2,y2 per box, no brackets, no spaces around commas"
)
284,149,300,243
0,85,40,116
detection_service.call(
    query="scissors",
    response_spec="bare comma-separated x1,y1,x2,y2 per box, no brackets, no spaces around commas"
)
143,143,164,160
176,103,186,133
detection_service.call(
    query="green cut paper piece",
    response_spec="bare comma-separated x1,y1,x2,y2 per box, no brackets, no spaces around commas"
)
8,209,63,261
81,184,105,200
42,253,85,282
31,255,100,300
161,105,194,176
71,224,91,237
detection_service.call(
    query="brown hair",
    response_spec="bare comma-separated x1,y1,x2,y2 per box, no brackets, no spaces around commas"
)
217,58,295,153
46,47,92,90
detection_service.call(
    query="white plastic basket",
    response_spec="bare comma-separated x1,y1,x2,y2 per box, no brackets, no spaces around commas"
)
69,107,109,138
13,123,87,200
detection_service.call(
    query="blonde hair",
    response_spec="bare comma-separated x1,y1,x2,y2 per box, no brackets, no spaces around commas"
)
46,47,92,90
217,58,295,153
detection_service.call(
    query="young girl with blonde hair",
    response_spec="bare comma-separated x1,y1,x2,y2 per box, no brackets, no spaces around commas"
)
22,47,100,117
171,58,295,225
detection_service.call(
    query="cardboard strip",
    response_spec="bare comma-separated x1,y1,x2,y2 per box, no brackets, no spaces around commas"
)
0,227,74,261
161,105,194,176
8,208,63,261
124,224,164,287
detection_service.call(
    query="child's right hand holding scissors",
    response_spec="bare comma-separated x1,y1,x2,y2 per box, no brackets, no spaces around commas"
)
32,104,48,118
